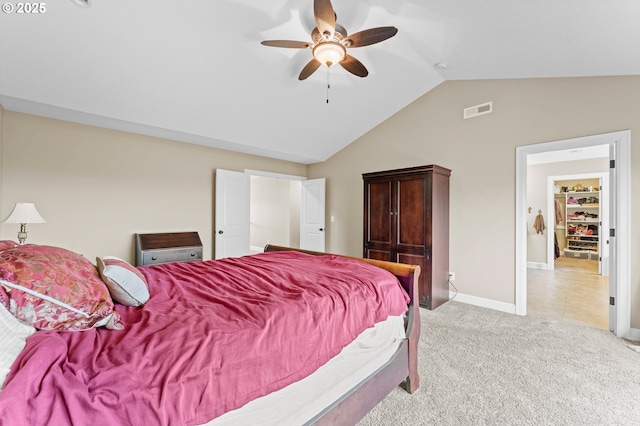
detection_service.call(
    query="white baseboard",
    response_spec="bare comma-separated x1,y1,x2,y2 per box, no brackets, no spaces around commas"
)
448,291,517,315
629,328,640,342
527,262,548,270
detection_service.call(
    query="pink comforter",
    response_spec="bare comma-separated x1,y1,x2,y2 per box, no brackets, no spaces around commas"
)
0,251,409,426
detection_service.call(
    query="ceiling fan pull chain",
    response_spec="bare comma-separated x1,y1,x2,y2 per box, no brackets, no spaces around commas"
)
326,67,331,104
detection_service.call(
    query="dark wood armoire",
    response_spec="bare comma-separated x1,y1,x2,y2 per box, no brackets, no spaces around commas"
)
363,165,451,309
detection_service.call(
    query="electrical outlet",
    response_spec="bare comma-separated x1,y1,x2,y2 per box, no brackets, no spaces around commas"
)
448,272,455,282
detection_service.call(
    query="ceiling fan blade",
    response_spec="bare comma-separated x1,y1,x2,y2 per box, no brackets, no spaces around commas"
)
299,58,322,80
261,40,311,49
339,54,368,78
314,0,336,38
344,26,398,48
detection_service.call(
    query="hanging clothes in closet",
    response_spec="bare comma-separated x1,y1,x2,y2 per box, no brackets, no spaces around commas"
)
555,198,563,224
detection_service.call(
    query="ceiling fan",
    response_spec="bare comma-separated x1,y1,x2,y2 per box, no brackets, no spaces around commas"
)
261,0,398,80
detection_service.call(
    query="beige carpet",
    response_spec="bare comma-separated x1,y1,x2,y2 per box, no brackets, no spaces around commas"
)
358,301,640,426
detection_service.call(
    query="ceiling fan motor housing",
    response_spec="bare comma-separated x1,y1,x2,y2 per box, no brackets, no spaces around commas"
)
312,24,347,44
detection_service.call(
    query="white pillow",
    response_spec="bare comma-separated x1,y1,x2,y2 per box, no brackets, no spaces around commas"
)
96,257,150,307
0,303,35,389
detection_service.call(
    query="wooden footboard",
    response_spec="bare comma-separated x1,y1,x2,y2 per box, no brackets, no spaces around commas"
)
263,245,421,425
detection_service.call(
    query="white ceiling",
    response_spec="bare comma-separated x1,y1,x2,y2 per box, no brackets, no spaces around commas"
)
1,0,639,164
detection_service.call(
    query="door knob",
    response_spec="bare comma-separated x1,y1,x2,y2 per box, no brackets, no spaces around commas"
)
319,228,324,231
218,230,223,234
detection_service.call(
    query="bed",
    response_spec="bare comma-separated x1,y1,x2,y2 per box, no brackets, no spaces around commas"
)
0,240,420,425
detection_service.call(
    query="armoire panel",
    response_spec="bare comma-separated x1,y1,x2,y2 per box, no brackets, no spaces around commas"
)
396,251,430,306
364,248,391,262
365,180,393,245
396,176,427,248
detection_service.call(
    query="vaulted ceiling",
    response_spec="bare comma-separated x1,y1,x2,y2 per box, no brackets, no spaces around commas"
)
1,0,639,164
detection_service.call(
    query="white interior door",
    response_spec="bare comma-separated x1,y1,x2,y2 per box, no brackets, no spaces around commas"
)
608,144,617,333
215,169,250,259
300,178,325,252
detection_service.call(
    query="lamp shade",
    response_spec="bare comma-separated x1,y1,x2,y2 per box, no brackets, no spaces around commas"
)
3,203,46,224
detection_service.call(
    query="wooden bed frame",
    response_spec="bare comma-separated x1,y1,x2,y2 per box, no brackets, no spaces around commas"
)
263,245,421,425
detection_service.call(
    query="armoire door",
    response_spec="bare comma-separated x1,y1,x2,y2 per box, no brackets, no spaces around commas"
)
363,177,393,261
395,174,431,307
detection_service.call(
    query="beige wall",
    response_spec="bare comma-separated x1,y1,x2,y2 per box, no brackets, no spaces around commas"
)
0,111,306,262
308,76,639,328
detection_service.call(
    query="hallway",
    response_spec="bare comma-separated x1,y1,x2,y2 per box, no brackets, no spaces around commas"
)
527,257,609,330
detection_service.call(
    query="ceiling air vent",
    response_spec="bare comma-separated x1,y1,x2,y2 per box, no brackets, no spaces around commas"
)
463,101,493,119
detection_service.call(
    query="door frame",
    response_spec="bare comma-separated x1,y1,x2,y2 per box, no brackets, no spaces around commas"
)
245,169,307,182
515,130,630,338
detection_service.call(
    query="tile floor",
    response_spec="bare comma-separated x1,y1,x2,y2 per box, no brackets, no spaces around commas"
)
527,256,609,330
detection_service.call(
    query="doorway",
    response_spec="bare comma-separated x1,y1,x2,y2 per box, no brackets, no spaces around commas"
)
248,172,326,252
527,171,609,330
515,130,631,338
214,169,326,259
527,169,609,330
249,174,302,253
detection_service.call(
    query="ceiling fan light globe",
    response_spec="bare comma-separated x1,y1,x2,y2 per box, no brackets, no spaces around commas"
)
313,42,346,66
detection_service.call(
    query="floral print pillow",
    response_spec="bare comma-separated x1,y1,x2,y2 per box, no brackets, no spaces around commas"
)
0,241,17,252
0,244,123,331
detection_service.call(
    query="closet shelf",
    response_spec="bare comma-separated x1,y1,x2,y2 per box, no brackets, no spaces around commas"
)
563,189,600,260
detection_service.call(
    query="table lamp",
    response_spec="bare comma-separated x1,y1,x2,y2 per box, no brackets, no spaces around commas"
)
3,203,46,244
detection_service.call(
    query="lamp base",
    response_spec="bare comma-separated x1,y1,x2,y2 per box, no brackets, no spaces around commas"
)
17,223,28,244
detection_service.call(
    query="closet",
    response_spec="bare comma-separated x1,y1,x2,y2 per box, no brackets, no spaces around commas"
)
362,165,451,309
554,178,601,262
564,191,600,259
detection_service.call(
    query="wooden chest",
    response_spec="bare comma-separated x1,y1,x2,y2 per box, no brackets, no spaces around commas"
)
135,232,203,266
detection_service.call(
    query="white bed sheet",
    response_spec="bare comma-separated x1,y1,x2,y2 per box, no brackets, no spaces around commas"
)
205,315,406,426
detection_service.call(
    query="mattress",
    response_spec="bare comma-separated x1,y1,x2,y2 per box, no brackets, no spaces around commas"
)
206,315,406,425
